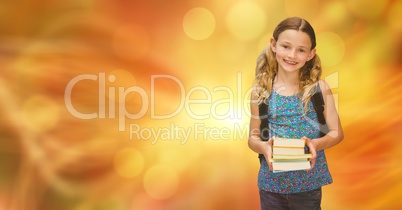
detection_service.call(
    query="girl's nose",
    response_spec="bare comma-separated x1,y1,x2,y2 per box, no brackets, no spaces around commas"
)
287,49,296,58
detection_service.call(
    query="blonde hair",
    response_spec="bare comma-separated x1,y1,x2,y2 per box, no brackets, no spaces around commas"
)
253,17,322,112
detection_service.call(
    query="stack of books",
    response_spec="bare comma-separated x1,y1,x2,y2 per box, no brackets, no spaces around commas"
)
270,137,312,173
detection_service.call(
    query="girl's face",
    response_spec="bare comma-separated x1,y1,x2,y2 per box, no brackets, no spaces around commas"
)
270,30,316,74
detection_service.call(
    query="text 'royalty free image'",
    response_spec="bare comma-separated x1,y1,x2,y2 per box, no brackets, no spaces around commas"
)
64,72,253,140
129,122,249,144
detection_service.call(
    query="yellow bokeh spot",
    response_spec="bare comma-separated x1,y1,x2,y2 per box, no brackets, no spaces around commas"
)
284,0,319,20
114,148,144,178
316,32,345,67
346,0,388,19
183,7,216,40
321,1,349,24
112,24,151,61
226,1,266,41
143,164,179,199
21,95,60,133
387,1,402,33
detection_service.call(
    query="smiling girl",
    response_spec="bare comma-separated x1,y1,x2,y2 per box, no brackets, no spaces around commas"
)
248,17,344,210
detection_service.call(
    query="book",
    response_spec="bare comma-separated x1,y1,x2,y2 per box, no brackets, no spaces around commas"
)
273,137,305,148
272,147,305,155
270,159,311,172
270,136,312,172
272,153,312,160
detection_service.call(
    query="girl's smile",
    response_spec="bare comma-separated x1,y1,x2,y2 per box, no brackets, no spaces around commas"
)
283,59,298,65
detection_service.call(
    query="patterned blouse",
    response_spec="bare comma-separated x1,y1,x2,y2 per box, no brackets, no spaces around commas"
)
258,91,333,194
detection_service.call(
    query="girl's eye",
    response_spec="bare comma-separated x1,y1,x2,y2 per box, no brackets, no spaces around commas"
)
299,49,305,53
282,45,289,49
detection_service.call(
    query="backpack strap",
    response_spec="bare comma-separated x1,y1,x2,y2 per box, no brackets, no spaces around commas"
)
310,83,329,137
258,101,269,160
258,100,269,142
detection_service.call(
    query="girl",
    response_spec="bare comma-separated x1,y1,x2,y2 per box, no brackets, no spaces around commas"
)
248,17,344,210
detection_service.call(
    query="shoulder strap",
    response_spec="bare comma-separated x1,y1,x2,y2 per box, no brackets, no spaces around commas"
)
258,101,269,160
310,83,329,137
258,101,269,142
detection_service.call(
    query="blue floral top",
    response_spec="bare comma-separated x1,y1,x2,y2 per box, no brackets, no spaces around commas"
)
258,91,333,194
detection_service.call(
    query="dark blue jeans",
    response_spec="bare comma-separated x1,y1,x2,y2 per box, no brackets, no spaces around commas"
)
259,188,322,210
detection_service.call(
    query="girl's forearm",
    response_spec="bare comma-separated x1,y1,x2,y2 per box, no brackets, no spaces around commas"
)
248,135,266,154
314,130,344,151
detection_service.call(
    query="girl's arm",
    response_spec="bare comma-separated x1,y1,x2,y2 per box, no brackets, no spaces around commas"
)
311,80,344,151
248,94,274,170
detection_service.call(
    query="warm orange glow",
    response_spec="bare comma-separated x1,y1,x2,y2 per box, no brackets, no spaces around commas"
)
1,1,401,210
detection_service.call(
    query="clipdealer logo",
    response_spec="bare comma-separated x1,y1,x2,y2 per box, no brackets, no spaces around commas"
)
64,72,253,143
64,71,339,143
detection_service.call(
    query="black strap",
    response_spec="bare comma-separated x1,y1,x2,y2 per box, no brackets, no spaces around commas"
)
258,99,269,142
310,84,329,137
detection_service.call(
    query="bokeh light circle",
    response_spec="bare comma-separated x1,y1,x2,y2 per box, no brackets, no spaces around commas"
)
114,148,144,178
183,7,216,40
21,95,60,133
143,164,179,200
226,1,266,41
321,1,349,25
316,32,345,67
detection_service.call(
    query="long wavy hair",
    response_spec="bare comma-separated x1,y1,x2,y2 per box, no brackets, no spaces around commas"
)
253,17,322,112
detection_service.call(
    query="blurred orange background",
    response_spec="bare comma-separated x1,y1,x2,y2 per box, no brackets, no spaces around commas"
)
1,0,401,209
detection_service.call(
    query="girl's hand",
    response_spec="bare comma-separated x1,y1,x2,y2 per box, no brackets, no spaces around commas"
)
263,137,274,171
302,136,317,171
